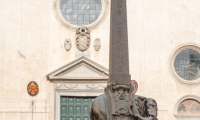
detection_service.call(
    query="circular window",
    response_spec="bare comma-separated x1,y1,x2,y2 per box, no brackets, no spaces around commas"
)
171,44,200,84
174,49,200,80
60,0,102,26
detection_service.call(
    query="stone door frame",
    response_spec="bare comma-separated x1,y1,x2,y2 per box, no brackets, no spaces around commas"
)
54,82,106,120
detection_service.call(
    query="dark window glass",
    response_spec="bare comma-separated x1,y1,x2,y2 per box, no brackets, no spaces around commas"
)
60,0,102,26
174,49,200,80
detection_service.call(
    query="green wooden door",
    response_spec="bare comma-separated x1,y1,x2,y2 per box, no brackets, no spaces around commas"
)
60,96,95,120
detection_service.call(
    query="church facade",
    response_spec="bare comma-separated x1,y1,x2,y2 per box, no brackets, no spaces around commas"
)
0,0,200,120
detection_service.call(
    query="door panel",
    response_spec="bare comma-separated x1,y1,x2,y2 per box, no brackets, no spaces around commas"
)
60,97,95,120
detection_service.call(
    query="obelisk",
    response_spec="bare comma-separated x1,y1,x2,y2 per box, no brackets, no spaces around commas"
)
90,1,158,120
107,0,132,119
109,0,131,85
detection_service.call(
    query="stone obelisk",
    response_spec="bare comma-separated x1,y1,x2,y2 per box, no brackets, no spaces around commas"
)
107,0,132,120
109,0,131,85
90,1,158,120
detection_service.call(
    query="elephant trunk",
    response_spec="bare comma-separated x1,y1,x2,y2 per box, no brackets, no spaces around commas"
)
133,114,157,120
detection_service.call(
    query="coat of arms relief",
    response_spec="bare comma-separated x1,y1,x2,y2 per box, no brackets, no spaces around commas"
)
76,27,91,52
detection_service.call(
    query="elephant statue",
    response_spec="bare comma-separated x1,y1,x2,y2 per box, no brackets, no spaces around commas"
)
90,93,157,120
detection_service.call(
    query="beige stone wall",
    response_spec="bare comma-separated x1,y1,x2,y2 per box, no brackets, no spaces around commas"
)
0,0,200,120
127,0,200,119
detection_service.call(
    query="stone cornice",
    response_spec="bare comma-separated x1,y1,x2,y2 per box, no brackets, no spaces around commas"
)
47,56,109,82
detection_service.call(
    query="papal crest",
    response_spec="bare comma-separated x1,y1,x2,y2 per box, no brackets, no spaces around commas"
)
27,81,39,96
76,27,90,52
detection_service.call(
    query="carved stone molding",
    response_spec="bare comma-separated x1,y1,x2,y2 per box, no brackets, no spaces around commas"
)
49,57,108,120
47,56,109,82
86,84,106,89
55,82,106,90
55,83,78,89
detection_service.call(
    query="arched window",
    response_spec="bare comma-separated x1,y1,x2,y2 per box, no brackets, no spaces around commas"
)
174,94,200,119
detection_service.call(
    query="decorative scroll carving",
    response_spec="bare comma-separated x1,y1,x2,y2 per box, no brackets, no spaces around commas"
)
86,84,106,89
76,27,90,52
56,83,78,89
55,83,107,90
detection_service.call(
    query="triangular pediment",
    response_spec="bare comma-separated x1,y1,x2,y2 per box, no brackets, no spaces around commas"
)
47,56,109,82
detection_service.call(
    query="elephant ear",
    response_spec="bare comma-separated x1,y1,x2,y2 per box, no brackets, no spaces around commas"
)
136,96,147,117
146,98,158,119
